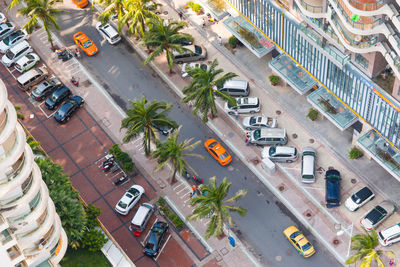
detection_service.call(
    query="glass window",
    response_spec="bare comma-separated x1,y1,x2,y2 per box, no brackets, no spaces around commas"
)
355,54,368,70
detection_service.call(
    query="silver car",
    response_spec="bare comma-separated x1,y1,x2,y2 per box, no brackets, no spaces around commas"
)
0,22,16,40
242,116,277,130
360,201,395,230
261,146,298,162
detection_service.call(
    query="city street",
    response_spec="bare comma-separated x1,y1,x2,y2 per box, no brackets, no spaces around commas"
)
51,6,340,267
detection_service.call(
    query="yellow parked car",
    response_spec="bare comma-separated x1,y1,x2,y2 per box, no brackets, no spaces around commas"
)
283,226,315,258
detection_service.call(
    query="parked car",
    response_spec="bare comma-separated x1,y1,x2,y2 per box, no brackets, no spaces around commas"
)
14,52,40,73
360,201,395,230
73,32,98,56
378,223,400,246
218,80,250,97
261,146,298,163
129,203,154,235
0,30,28,53
345,187,375,212
44,86,71,110
72,0,88,8
144,221,169,257
115,185,145,215
249,128,287,146
181,62,209,78
325,169,341,208
301,147,316,183
0,22,16,40
151,122,175,136
17,67,48,90
242,115,277,130
31,78,61,101
204,138,232,166
95,22,121,45
0,13,7,24
54,96,85,123
1,40,32,67
173,44,206,64
283,226,315,258
224,97,260,114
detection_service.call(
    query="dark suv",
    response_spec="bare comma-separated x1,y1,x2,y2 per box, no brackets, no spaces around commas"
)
31,78,61,101
143,221,169,257
325,169,341,208
45,86,71,110
54,96,84,123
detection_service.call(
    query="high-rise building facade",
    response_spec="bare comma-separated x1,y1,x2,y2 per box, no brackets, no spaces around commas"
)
221,0,400,178
0,80,67,266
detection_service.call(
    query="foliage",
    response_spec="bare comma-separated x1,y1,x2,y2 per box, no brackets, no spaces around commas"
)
17,113,25,120
182,59,237,122
208,0,227,11
81,228,108,252
97,0,125,29
108,144,135,172
27,135,46,156
317,97,337,114
187,1,194,8
152,127,204,184
228,36,238,48
187,177,248,239
375,147,400,170
268,75,279,85
14,105,21,110
61,247,111,267
142,18,193,73
346,229,394,266
348,147,363,160
307,108,318,121
192,3,202,12
157,197,185,229
15,0,67,48
121,96,178,155
85,204,102,229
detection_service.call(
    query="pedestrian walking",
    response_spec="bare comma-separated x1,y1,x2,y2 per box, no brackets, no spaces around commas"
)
178,11,183,20
202,18,206,28
245,132,251,146
389,259,394,267
234,110,239,120
218,36,222,46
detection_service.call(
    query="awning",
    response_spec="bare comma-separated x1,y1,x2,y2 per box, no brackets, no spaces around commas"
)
358,130,400,181
269,53,318,95
307,87,358,130
223,16,275,58
195,0,230,20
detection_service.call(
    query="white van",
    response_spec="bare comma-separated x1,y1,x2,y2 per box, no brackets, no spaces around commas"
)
225,97,260,114
301,147,316,183
378,223,400,246
1,40,32,67
129,203,154,234
218,80,250,97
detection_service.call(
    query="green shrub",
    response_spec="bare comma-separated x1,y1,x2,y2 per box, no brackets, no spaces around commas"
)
192,3,202,12
14,105,21,111
349,147,363,159
157,197,184,229
187,1,194,8
269,75,279,85
82,228,108,252
307,108,318,121
17,113,25,120
108,144,135,172
228,36,238,48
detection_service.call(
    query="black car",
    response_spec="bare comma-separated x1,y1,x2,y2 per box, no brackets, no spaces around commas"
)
45,86,71,110
31,78,61,101
54,96,84,123
143,221,169,257
325,169,341,208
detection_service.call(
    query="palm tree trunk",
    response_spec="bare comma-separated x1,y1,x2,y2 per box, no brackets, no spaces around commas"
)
146,133,151,155
170,166,177,184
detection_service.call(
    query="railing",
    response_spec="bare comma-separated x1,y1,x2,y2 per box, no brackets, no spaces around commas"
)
1,234,12,245
348,0,384,11
297,0,324,13
331,14,379,48
331,0,382,30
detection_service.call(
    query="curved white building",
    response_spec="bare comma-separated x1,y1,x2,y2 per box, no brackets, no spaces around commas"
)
0,80,67,266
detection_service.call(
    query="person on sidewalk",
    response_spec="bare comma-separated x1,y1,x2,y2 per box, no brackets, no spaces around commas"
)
219,36,223,46
178,11,183,20
234,110,239,120
245,132,251,146
202,18,206,28
389,259,394,267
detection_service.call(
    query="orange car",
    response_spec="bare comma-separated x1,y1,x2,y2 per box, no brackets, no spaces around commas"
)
72,0,88,8
204,138,232,166
73,32,98,56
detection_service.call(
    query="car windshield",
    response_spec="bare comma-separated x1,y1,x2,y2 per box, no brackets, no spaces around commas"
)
117,201,127,209
208,141,218,149
194,45,202,54
82,40,93,48
253,129,261,140
290,231,302,239
269,147,276,156
249,116,257,125
3,35,13,45
302,242,312,251
219,152,229,160
145,242,155,250
5,50,14,60
351,194,361,204
127,187,140,197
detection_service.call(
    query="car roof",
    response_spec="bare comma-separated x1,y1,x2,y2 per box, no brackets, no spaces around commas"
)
101,24,118,36
0,22,13,29
223,80,248,88
259,128,286,137
75,32,88,41
131,203,153,225
275,146,296,154
9,40,29,52
237,97,258,105
380,223,400,239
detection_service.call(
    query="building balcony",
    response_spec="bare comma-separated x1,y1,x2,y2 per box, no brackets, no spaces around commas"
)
294,0,325,17
348,0,384,11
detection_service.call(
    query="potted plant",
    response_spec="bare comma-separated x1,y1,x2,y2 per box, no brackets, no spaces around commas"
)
228,36,238,48
269,75,279,86
192,3,203,15
307,108,318,121
348,147,363,159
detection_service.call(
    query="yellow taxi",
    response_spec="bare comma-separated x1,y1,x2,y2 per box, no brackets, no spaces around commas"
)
204,138,232,166
283,226,315,258
73,32,98,56
72,0,88,8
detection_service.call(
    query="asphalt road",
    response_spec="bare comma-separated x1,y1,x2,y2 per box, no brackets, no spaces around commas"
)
55,7,341,267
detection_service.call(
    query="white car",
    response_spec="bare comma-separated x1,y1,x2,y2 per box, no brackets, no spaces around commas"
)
115,185,145,215
224,97,260,114
0,22,16,40
14,53,40,73
345,186,374,212
2,41,32,67
242,116,277,130
0,13,7,24
95,22,121,45
181,62,209,78
0,30,28,53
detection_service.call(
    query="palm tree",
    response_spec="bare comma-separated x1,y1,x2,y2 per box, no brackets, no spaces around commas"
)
15,0,66,49
121,96,178,155
120,0,159,37
152,127,205,184
142,18,193,73
182,59,237,122
346,229,394,267
97,0,125,26
187,176,248,239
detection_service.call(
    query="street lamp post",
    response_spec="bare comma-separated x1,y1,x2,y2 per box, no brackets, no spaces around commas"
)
336,223,354,258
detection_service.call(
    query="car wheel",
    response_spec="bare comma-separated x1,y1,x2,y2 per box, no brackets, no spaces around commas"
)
354,207,359,212
228,111,234,115
246,127,251,130
177,61,183,64
66,116,70,121
250,110,256,114
287,160,292,163
370,196,375,201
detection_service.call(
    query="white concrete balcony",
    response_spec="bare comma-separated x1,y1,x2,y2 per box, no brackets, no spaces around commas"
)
294,0,327,18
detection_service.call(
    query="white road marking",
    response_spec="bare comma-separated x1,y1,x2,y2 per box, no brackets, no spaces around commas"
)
141,218,158,246
154,234,171,261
